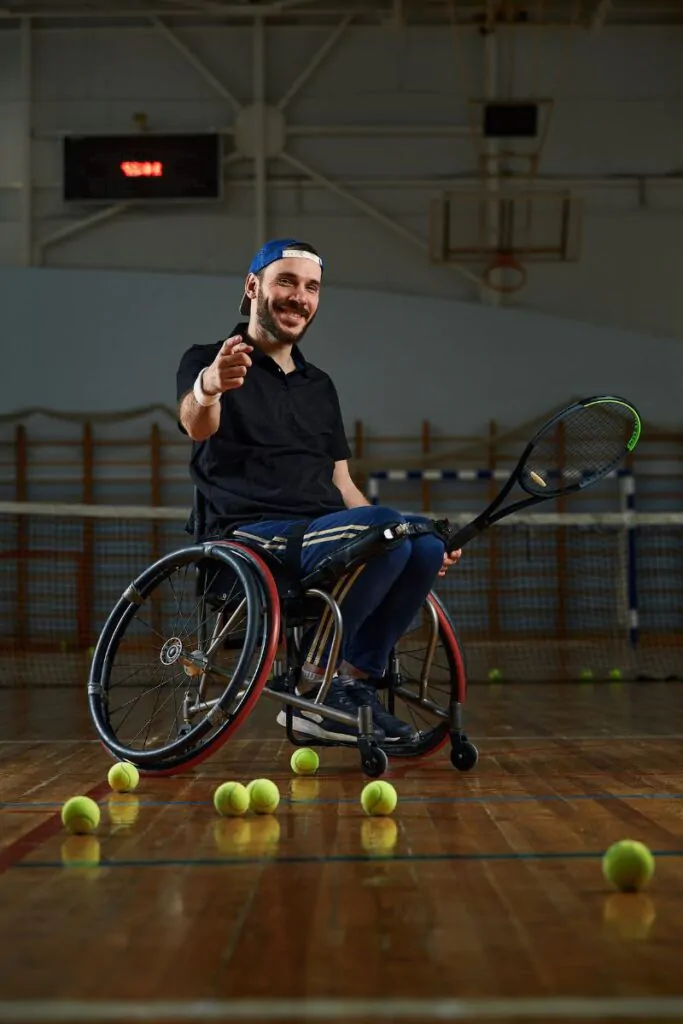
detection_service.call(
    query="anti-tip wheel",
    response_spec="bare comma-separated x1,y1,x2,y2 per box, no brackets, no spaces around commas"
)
451,739,478,772
360,745,389,778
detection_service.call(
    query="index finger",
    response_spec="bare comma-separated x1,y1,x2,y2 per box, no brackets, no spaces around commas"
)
220,335,252,353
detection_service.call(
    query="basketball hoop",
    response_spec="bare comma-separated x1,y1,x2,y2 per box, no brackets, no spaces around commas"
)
483,252,527,294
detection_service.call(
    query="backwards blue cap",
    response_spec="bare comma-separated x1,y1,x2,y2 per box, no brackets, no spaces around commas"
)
239,238,323,315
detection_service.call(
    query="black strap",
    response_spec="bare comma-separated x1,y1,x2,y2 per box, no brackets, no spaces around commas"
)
403,518,451,543
283,521,310,575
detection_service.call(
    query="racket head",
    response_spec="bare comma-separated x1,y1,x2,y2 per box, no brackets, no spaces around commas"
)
519,395,641,498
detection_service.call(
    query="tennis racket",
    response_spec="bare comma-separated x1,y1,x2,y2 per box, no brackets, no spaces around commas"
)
445,395,641,554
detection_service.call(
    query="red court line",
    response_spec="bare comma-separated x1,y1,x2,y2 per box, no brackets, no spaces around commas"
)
0,781,111,876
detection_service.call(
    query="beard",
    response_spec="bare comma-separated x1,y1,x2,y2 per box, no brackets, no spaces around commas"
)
255,290,316,345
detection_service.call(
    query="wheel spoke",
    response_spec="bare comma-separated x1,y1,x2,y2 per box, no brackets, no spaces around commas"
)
90,548,271,769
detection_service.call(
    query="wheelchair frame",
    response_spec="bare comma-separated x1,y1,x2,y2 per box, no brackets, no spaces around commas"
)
88,489,478,778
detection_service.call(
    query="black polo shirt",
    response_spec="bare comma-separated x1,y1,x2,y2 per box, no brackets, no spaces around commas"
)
176,323,351,534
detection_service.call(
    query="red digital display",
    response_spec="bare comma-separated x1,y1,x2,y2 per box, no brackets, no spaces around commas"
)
64,134,221,201
120,160,163,178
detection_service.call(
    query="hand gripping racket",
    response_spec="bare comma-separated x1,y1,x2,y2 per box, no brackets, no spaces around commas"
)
445,395,642,553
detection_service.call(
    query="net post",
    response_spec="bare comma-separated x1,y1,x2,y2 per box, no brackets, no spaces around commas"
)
487,420,500,642
77,422,95,650
150,423,163,636
354,419,366,498
555,421,569,676
15,424,28,648
150,423,162,563
621,471,639,651
421,420,431,512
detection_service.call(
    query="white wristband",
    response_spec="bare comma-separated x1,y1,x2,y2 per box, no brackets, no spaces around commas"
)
193,368,221,407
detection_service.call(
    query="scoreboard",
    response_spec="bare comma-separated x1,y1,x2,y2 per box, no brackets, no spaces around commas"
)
63,134,222,201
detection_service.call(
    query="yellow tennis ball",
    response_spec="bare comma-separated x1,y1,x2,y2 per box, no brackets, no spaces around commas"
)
602,839,655,892
213,781,250,817
248,778,280,814
107,761,139,793
61,795,101,835
290,747,319,775
360,780,398,816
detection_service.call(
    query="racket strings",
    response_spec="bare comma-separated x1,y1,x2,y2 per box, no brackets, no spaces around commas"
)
524,402,637,495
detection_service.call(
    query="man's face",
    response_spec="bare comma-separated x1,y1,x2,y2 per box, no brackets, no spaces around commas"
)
250,256,321,344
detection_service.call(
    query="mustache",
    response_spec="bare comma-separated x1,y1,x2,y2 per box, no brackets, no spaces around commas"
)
274,300,309,319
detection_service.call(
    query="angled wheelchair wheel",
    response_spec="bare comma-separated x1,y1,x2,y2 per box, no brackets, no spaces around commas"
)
88,541,280,774
379,590,467,760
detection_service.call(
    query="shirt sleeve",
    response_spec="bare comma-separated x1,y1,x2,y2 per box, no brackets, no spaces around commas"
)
327,381,352,461
176,344,217,403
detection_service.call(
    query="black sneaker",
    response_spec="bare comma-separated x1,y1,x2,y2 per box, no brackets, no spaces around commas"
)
276,678,385,744
343,679,416,743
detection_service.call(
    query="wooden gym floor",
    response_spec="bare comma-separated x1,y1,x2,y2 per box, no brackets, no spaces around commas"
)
1,682,683,1024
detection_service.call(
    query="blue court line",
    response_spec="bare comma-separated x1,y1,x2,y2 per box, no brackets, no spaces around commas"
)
12,848,683,869
3,791,683,810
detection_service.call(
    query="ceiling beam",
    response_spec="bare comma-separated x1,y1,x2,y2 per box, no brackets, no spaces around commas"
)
1,2,682,24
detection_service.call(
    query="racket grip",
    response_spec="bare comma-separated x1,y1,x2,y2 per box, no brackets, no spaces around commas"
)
446,521,482,553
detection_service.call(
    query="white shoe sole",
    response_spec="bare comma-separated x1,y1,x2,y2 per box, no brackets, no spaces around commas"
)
276,709,360,744
275,709,405,743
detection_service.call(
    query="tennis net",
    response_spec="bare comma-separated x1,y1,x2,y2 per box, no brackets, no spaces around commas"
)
1,501,682,686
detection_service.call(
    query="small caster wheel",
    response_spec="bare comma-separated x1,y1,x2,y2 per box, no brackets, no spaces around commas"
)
451,739,478,772
359,743,388,778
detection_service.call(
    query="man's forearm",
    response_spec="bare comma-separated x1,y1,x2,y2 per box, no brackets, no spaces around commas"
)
342,483,371,508
179,391,221,442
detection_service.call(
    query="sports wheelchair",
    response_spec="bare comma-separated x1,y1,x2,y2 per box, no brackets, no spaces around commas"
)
88,491,478,778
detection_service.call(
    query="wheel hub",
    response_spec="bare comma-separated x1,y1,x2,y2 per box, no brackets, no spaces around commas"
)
160,636,183,666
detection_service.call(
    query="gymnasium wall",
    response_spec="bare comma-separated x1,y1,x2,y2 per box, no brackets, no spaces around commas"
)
1,264,680,436
1,21,682,351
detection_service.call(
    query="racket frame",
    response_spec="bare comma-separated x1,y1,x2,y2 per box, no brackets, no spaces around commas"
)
445,395,641,552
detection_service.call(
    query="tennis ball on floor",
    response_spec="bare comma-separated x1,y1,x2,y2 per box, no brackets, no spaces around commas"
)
248,779,280,814
290,747,319,775
213,781,250,817
360,780,398,816
61,795,101,835
579,668,594,681
609,668,623,681
602,839,655,892
107,761,139,793
488,668,503,681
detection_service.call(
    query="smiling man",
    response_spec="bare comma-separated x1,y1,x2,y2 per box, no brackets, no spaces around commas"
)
176,238,460,746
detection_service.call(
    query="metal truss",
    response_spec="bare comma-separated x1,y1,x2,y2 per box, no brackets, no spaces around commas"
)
2,1,683,25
